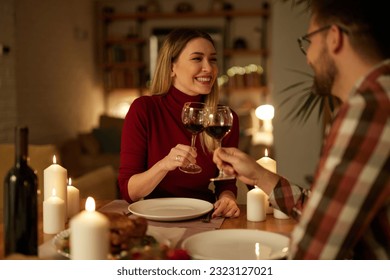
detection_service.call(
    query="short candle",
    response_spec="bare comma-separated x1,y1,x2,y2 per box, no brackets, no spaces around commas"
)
70,197,110,260
43,188,65,234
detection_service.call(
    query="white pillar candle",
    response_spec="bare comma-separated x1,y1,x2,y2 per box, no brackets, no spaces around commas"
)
256,149,275,214
67,178,80,218
247,186,266,222
257,149,276,173
70,197,110,260
257,150,290,220
44,155,68,220
43,189,65,234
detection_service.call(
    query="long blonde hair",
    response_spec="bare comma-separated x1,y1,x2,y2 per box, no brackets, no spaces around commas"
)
150,28,219,152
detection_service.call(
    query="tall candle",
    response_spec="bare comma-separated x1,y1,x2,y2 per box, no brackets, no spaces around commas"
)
67,178,80,218
247,186,266,222
43,189,65,234
257,150,289,219
70,197,110,260
44,155,67,220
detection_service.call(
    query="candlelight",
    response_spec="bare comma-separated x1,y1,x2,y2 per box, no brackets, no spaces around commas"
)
53,155,57,164
85,197,96,212
265,148,268,157
51,188,57,197
68,177,72,186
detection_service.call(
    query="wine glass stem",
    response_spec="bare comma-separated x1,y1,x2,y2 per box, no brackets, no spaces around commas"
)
191,134,197,148
216,140,225,176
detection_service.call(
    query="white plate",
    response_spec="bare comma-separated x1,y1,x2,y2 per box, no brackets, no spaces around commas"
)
128,198,214,222
52,227,170,259
181,229,289,260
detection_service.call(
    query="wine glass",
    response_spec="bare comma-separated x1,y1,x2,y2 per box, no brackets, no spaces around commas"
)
180,102,206,174
205,105,235,181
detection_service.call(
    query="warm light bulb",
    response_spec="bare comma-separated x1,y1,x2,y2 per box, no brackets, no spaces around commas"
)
255,104,274,120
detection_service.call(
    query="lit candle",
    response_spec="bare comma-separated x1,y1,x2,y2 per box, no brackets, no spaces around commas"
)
247,186,266,222
256,149,275,214
43,189,65,234
44,155,67,220
257,150,289,219
70,197,110,260
67,178,80,218
257,149,276,173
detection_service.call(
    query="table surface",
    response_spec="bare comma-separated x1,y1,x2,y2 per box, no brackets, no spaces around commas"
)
0,199,297,259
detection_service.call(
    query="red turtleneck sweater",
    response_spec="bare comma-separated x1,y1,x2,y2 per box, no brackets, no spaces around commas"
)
118,86,239,203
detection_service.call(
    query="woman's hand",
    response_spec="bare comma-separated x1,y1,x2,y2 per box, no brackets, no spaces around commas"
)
161,144,197,171
212,191,240,218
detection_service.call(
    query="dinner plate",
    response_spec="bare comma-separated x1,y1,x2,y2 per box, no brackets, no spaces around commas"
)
181,229,289,260
128,198,213,222
52,227,169,259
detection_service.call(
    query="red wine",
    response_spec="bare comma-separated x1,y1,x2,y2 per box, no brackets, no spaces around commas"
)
205,125,232,140
184,123,204,134
3,127,38,256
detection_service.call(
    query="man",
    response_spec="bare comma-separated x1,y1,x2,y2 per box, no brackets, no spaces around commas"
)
213,0,389,259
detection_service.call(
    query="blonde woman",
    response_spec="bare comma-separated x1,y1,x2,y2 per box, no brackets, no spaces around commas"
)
118,28,240,218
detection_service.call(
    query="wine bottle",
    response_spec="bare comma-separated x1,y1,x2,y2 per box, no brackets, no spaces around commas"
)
3,127,38,256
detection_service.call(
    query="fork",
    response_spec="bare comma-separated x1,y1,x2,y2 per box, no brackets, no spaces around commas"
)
122,211,132,217
200,210,213,223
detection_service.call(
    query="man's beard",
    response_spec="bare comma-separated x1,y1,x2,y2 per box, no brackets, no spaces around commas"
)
312,47,337,97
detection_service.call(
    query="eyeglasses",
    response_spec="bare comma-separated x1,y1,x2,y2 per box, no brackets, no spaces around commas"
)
297,25,349,55
297,25,331,55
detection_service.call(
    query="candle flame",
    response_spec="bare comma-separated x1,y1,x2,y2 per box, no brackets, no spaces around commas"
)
53,155,57,164
51,188,56,197
68,178,72,186
265,149,268,157
85,196,95,212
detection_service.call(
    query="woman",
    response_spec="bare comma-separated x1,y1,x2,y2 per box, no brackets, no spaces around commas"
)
118,28,240,218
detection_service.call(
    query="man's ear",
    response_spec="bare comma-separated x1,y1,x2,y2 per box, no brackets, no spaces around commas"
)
328,25,344,54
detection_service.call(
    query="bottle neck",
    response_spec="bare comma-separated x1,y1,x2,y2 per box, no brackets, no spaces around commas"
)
15,127,29,166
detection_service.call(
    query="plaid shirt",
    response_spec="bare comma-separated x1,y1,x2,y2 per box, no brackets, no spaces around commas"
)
270,59,390,259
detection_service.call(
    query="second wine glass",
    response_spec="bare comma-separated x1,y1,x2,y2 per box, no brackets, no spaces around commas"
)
180,102,206,174
205,105,235,181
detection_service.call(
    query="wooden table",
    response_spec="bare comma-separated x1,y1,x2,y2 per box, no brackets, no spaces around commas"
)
0,200,296,259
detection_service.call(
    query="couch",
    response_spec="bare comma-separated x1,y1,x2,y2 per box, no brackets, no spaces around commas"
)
59,115,124,179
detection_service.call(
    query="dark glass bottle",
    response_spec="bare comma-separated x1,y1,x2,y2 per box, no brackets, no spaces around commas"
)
3,127,38,256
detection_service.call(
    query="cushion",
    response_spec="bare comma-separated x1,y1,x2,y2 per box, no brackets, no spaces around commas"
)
78,132,100,155
92,127,121,154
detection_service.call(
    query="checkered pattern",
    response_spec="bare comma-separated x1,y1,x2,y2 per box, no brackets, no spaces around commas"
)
271,60,390,259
